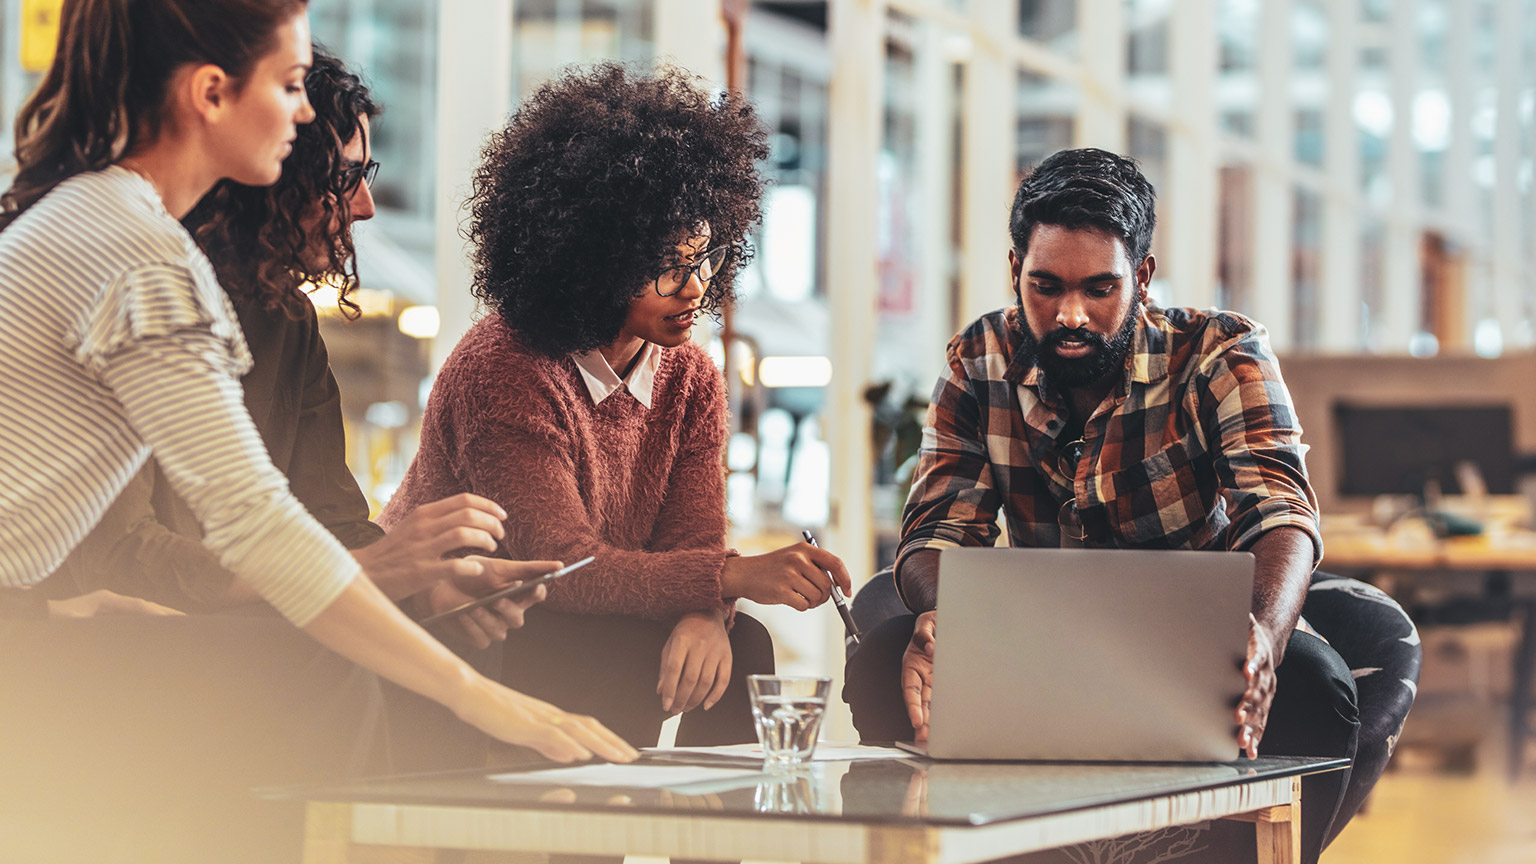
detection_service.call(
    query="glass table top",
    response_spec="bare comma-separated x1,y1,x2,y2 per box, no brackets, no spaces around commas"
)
268,754,1347,828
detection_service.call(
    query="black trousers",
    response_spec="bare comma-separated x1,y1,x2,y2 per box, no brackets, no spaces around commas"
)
843,615,1359,864
486,608,775,864
0,615,387,864
491,607,776,753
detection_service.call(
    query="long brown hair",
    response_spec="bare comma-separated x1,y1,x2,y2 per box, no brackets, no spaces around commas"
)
183,46,378,320
0,0,309,231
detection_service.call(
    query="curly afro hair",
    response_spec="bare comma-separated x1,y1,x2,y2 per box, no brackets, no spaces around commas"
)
183,44,378,319
468,62,769,356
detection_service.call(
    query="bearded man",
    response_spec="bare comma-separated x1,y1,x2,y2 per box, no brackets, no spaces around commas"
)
842,148,1359,864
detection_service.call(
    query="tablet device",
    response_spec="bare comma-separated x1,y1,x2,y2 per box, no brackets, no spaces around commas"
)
418,556,594,627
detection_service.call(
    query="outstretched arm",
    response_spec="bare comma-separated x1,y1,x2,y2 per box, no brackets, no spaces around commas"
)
99,320,634,762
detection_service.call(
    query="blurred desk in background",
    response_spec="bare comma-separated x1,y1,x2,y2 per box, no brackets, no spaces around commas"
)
1320,519,1536,779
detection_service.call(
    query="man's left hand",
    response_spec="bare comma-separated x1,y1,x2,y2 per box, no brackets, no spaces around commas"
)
1237,612,1279,758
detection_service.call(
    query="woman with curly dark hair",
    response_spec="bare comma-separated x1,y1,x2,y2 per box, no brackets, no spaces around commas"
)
383,63,851,747
49,47,550,656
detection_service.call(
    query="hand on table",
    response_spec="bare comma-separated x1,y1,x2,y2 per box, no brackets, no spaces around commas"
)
48,589,184,618
719,541,851,611
420,558,559,650
1236,612,1279,759
902,610,937,741
355,493,510,599
658,608,732,714
454,675,639,764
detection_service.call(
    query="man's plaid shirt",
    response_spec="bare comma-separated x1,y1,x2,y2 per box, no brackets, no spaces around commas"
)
897,304,1322,585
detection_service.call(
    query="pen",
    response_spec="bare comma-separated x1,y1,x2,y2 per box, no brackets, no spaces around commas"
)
802,530,861,645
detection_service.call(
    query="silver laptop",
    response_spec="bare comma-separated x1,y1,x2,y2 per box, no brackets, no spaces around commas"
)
905,547,1253,762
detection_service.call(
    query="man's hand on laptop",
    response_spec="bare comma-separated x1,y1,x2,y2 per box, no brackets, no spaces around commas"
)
902,611,937,741
1236,612,1279,759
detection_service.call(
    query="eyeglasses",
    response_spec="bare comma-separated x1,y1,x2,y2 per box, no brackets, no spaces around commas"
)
336,159,380,195
651,245,734,297
1057,436,1086,479
1057,437,1087,543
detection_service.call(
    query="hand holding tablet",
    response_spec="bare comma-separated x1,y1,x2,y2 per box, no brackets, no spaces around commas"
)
418,556,595,627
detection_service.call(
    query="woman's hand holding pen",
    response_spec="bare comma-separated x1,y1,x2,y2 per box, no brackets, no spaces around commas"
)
353,493,510,599
719,541,851,611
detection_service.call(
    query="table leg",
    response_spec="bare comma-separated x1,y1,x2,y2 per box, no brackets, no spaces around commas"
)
303,802,354,864
301,803,445,864
1225,776,1302,864
867,826,939,864
1512,600,1536,781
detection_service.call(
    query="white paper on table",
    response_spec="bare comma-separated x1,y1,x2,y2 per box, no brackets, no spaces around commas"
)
642,742,910,765
487,763,764,791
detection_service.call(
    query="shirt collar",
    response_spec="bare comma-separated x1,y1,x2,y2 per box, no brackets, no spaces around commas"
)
571,342,661,409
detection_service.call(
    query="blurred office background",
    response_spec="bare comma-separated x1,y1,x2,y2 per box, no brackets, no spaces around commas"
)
2,0,1534,859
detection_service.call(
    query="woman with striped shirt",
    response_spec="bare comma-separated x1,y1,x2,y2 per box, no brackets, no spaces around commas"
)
0,0,634,767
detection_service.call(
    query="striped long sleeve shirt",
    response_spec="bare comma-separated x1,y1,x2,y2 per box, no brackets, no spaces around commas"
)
0,166,357,625
897,304,1322,593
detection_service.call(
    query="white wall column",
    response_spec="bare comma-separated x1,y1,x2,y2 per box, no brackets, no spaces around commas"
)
915,20,959,370
1491,0,1527,347
1442,0,1477,246
1379,0,1421,351
1166,0,1219,309
654,0,726,84
1251,0,1295,349
956,0,1018,326
823,0,885,735
0,0,29,158
432,0,514,372
1319,0,1362,351
1074,0,1127,152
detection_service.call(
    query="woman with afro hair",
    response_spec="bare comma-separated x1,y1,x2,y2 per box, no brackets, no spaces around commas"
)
383,63,852,748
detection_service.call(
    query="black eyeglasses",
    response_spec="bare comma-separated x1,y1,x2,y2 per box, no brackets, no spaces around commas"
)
1057,437,1087,543
1057,437,1086,479
651,245,735,297
336,159,380,194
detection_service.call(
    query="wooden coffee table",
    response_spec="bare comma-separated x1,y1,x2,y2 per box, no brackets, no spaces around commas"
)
274,755,1346,864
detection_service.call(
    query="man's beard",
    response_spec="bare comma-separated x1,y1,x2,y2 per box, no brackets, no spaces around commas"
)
1017,297,1141,390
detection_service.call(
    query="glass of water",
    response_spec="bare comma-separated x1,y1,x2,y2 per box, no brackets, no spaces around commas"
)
747,675,831,771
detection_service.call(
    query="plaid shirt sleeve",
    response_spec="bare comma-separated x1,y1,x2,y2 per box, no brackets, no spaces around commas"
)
1196,323,1324,565
896,332,1007,593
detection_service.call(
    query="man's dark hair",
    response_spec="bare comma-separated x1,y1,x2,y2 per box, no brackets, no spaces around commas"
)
467,62,769,357
1008,148,1156,266
184,45,379,319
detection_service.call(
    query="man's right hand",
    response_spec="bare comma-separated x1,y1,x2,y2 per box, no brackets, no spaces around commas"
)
902,610,937,741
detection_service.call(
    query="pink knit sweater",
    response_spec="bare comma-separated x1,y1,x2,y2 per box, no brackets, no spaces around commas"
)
381,317,731,620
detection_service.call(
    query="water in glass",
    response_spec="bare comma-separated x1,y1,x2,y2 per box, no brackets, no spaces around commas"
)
748,675,831,770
